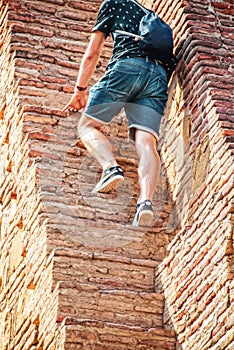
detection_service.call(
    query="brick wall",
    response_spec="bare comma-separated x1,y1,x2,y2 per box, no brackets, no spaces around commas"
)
152,0,234,349
0,0,233,349
0,3,60,348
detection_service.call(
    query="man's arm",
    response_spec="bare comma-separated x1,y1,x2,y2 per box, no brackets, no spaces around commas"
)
62,31,106,113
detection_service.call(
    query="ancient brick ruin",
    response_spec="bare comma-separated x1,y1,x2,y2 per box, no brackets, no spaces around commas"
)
0,0,233,349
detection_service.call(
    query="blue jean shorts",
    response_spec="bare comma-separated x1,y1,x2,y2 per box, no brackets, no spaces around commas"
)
84,57,168,140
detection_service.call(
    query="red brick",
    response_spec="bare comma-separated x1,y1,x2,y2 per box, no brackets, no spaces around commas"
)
10,23,54,37
1,1,233,350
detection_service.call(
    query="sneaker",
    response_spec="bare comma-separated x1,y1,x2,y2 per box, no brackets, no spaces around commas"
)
132,200,153,227
92,165,124,193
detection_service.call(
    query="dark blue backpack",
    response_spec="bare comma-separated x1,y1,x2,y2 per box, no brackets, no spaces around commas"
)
138,11,177,79
115,2,177,79
138,12,174,54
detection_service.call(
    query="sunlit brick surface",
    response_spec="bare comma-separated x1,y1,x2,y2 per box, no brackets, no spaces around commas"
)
0,1,233,349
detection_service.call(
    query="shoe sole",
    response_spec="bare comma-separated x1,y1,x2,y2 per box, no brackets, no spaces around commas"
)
137,210,153,227
92,175,124,194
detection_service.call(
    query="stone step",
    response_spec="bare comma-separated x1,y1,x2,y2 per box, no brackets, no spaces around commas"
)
53,249,159,292
62,318,176,350
47,222,174,261
57,282,164,328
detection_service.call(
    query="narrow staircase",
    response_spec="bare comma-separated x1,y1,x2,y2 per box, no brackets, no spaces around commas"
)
42,142,177,349
50,221,176,349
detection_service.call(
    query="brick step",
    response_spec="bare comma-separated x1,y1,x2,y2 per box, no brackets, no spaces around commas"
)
44,200,176,262
53,249,159,292
48,224,174,262
62,318,176,350
57,282,164,328
47,217,175,261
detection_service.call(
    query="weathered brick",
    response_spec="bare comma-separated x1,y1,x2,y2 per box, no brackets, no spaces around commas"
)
10,23,54,37
0,0,233,349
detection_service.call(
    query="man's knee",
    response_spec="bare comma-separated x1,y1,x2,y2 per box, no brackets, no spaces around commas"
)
135,129,157,149
135,130,160,163
78,113,102,136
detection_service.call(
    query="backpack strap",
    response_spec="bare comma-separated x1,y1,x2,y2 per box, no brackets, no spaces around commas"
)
114,30,142,41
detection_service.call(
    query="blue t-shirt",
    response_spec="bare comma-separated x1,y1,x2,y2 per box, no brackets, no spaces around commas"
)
92,0,152,64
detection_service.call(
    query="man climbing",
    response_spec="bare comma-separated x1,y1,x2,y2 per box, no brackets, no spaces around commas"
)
62,0,172,227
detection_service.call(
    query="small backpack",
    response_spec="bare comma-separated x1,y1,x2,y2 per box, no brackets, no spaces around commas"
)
138,12,174,54
115,1,177,79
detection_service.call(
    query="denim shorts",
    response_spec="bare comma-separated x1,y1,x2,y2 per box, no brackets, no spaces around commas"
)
84,57,168,140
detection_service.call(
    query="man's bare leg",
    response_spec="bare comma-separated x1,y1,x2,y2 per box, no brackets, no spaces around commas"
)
78,114,124,193
133,129,160,226
78,113,117,169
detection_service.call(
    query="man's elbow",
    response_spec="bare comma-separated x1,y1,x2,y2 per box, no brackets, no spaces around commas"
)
85,50,101,61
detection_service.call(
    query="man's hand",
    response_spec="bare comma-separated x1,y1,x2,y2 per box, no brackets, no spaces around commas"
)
62,90,88,113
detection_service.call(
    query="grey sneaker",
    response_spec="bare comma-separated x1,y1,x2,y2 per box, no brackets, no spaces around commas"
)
132,200,153,227
92,166,124,193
